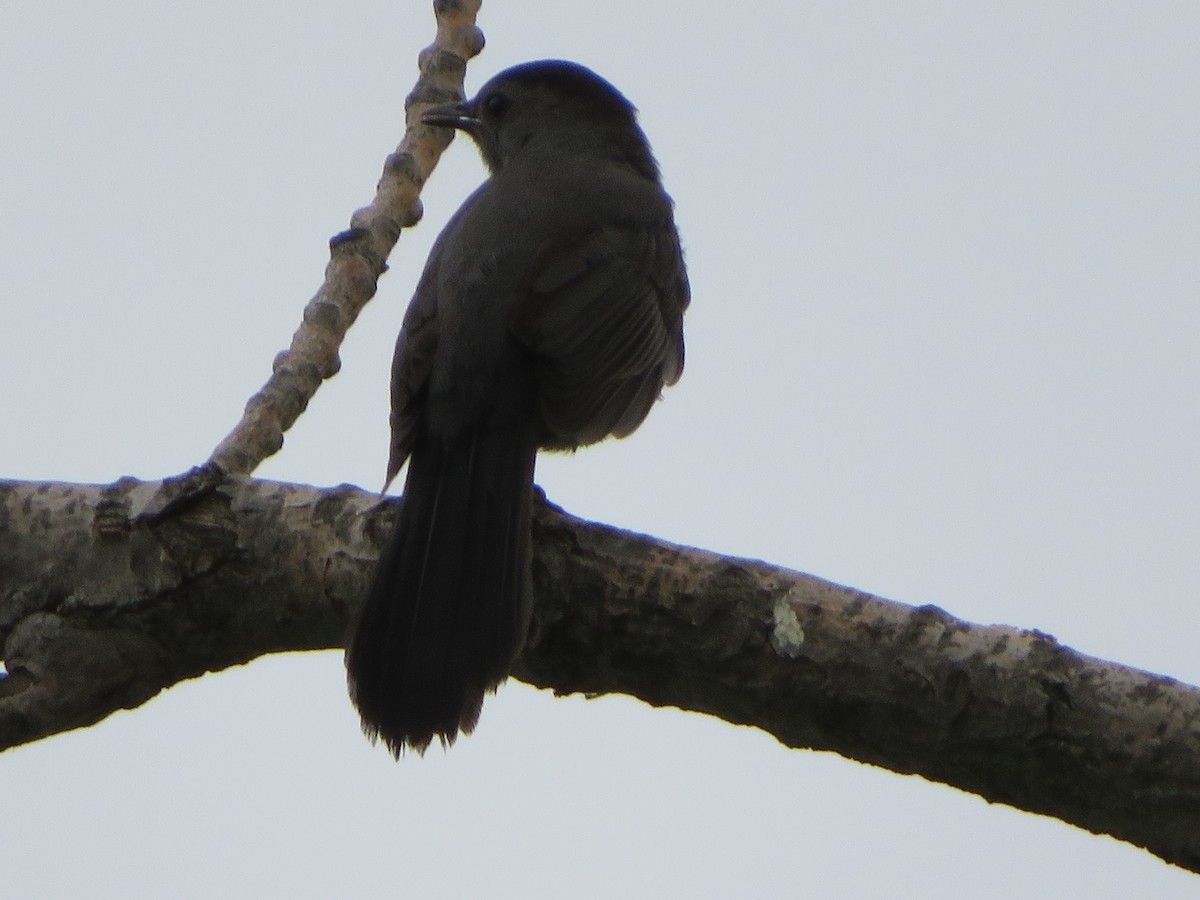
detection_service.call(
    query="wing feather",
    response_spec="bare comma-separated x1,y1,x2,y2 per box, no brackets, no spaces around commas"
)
513,222,688,447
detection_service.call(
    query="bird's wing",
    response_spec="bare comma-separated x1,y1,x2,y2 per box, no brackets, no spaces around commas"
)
386,263,440,489
512,218,689,448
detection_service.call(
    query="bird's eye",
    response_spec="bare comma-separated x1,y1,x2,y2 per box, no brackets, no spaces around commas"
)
483,92,509,117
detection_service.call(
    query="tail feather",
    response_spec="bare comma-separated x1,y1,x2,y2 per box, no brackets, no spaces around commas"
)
346,423,537,755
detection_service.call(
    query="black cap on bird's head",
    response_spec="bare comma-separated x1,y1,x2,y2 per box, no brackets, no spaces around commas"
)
422,60,659,179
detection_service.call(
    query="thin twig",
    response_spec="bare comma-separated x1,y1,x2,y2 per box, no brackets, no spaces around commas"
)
207,0,484,476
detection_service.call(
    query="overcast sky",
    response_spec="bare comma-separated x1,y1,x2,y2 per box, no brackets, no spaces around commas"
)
3,2,1198,897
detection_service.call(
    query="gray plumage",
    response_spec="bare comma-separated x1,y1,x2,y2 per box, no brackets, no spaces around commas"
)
346,60,689,755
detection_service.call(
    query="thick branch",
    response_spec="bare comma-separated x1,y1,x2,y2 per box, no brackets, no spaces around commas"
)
1,476,1197,873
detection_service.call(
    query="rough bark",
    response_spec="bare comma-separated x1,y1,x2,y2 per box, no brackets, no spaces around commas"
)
1,476,1197,872
207,0,483,477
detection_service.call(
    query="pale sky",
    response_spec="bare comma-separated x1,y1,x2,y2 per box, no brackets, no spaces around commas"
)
3,3,1199,897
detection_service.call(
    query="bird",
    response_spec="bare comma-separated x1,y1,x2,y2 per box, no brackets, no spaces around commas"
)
345,59,689,756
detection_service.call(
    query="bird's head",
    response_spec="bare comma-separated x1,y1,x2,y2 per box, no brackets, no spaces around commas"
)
422,60,659,179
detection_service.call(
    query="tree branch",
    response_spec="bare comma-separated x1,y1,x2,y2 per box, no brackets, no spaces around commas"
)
1,476,1196,872
207,0,483,477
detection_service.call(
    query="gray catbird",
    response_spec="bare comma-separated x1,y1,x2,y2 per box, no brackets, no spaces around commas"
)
346,60,689,755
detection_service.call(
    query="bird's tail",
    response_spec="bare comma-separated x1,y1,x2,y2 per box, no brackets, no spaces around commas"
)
346,423,537,755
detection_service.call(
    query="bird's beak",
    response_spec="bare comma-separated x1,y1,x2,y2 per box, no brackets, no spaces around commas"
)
421,100,480,133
